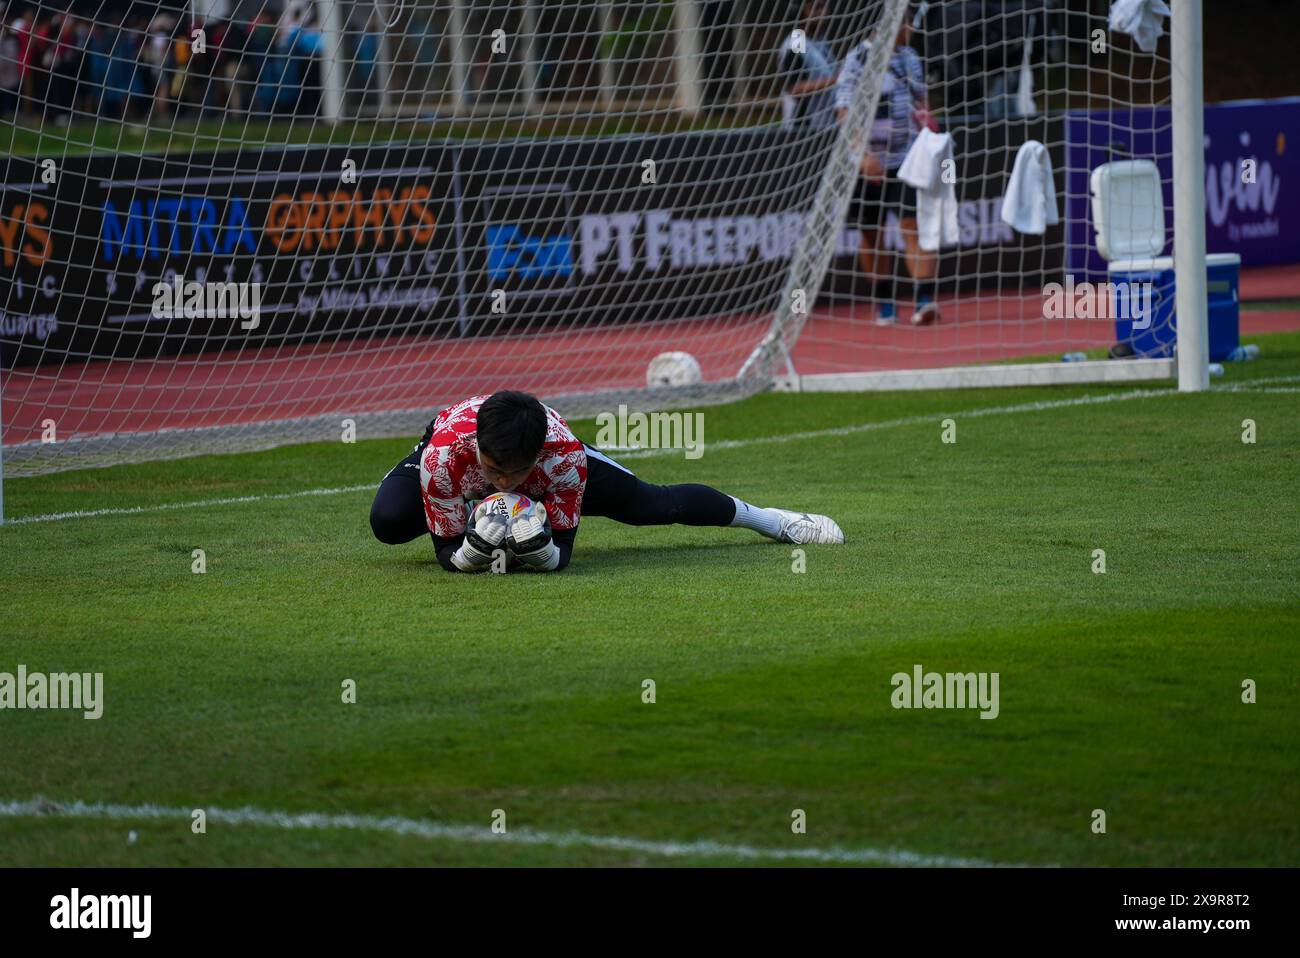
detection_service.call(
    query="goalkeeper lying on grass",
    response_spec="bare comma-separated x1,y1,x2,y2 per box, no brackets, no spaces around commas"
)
369,390,843,572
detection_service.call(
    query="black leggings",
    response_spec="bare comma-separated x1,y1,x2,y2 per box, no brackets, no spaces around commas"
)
369,442,736,545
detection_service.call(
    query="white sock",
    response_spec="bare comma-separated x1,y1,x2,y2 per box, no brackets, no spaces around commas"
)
729,497,784,538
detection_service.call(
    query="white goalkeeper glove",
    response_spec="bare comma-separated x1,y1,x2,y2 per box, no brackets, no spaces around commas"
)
452,499,510,572
506,499,560,571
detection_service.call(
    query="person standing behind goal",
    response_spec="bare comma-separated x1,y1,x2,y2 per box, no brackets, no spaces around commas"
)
837,3,940,326
778,0,839,131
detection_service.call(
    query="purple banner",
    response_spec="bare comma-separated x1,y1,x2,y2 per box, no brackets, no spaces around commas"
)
1066,97,1300,280
1203,98,1297,261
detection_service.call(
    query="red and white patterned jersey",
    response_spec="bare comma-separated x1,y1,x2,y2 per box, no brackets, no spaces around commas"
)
419,395,587,538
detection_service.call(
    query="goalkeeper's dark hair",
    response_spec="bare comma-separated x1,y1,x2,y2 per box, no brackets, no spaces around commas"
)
477,391,548,468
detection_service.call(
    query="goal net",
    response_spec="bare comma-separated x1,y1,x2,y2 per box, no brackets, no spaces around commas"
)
784,0,1183,392
0,0,1184,484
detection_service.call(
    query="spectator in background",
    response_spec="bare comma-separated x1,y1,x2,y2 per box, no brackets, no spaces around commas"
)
26,13,51,118
407,8,439,73
141,13,173,118
291,11,324,117
352,9,380,102
778,0,839,131
193,16,226,118
241,10,275,117
168,15,195,118
9,13,30,117
0,19,20,118
985,0,1046,119
48,13,83,124
106,13,150,120
922,0,1047,120
923,0,985,117
838,1,940,326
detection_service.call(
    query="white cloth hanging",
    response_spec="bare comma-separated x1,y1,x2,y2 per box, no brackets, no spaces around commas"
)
1000,140,1060,236
1109,0,1172,54
898,128,960,251
1016,15,1038,117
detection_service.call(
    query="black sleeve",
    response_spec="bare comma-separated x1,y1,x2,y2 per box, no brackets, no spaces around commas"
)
433,533,464,572
552,525,577,572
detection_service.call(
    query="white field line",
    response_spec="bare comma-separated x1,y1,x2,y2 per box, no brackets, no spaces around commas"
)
7,483,376,525
0,797,1039,867
610,384,1181,458
9,376,1298,526
1214,373,1300,391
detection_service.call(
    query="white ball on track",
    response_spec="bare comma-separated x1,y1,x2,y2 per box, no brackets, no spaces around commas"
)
646,351,702,387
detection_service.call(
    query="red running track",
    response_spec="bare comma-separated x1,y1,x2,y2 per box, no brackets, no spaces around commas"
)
3,269,1299,447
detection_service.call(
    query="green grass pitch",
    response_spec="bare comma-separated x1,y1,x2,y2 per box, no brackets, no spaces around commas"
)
2,333,1298,867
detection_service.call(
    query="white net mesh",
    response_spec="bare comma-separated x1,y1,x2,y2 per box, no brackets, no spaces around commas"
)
0,0,1173,477
800,1,1176,379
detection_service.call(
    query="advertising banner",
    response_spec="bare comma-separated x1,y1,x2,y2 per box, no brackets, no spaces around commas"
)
2,115,1079,370
1,145,460,369
1065,97,1300,280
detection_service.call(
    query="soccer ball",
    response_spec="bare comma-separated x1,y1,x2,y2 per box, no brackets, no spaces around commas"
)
646,351,702,387
471,493,532,564
478,491,534,522
476,492,551,563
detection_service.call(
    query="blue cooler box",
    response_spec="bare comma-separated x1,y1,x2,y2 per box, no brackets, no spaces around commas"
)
1107,253,1241,361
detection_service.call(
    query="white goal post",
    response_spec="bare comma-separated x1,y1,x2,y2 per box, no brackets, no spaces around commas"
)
1171,0,1209,392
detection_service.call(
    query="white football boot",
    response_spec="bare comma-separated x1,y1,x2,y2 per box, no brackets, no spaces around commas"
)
772,509,845,545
